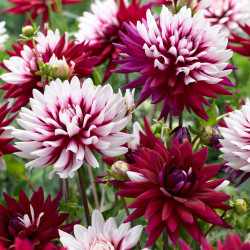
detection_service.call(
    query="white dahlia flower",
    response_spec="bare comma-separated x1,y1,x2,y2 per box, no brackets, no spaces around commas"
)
13,77,133,179
220,100,250,173
0,21,8,50
59,209,143,250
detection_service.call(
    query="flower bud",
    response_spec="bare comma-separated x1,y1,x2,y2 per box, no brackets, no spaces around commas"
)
167,126,191,149
49,55,73,81
172,0,212,12
234,199,247,215
22,25,35,38
110,161,130,181
200,126,221,147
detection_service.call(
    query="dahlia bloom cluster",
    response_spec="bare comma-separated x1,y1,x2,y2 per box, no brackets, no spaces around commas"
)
111,139,232,246
0,102,18,170
203,0,250,35
116,6,233,121
75,0,164,82
2,0,82,29
0,21,8,50
59,209,143,249
13,77,133,179
0,187,77,249
219,100,250,178
0,29,98,112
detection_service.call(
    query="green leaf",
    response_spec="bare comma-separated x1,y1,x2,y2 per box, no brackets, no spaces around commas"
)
200,101,219,127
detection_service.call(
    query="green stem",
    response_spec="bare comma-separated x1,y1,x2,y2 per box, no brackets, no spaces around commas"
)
77,168,91,226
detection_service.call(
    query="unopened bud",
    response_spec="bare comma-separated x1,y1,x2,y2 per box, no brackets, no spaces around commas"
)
110,161,130,181
22,25,35,38
234,199,247,215
200,126,221,147
167,126,191,149
49,54,73,81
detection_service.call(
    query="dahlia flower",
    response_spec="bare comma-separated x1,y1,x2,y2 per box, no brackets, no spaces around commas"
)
229,25,250,59
13,77,133,179
111,140,232,246
219,100,250,180
2,0,82,29
0,29,98,112
0,238,66,250
0,187,78,249
180,233,250,250
59,209,143,250
116,6,233,121
0,102,18,170
0,21,8,50
75,0,163,82
218,99,250,187
203,0,250,35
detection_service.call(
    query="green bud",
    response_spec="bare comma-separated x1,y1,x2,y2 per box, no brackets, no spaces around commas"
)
22,25,35,38
110,161,130,181
200,126,221,147
234,199,247,215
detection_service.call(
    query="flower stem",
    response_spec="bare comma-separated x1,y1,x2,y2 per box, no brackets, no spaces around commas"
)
120,197,142,250
230,58,239,88
87,164,100,209
194,139,200,152
77,168,91,226
163,229,169,250
64,179,69,201
179,113,183,127
31,38,40,63
151,103,158,125
169,114,173,130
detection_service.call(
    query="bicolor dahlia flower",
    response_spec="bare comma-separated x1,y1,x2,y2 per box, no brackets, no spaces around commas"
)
203,0,250,35
13,77,133,179
116,6,234,121
0,21,8,50
229,25,250,59
2,0,82,29
59,209,143,250
180,233,250,250
219,100,250,181
218,99,250,187
75,0,163,82
0,187,78,249
0,29,98,112
0,102,18,170
111,139,232,246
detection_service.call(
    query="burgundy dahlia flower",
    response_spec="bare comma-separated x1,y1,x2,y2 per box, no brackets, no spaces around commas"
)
180,233,250,250
0,102,18,170
0,238,66,250
0,29,99,112
111,140,232,246
2,0,82,30
203,0,250,35
0,187,78,249
229,25,250,59
75,0,164,82
13,77,133,179
116,6,234,121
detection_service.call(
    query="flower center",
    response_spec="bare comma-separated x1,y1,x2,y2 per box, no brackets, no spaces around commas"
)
90,238,114,250
166,169,188,194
